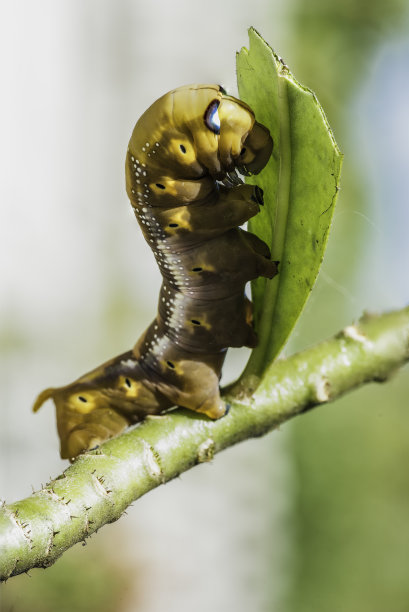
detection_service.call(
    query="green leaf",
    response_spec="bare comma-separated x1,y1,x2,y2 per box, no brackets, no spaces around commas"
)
236,28,343,378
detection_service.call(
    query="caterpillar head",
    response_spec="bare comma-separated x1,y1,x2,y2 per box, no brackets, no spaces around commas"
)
126,84,273,208
170,84,273,178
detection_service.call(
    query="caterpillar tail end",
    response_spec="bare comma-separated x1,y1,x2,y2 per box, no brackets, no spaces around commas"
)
32,388,56,413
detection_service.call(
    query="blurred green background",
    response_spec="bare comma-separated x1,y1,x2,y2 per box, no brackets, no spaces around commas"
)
1,1,409,610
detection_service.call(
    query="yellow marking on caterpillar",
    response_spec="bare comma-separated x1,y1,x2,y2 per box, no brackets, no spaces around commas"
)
118,376,144,398
168,138,197,165
188,313,212,332
69,392,98,414
160,359,184,376
164,208,192,234
188,262,215,276
151,178,178,196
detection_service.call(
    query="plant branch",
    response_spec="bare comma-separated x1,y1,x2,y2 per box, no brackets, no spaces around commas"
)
1,306,408,580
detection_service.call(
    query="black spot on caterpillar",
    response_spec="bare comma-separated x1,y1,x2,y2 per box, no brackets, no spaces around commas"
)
33,84,277,460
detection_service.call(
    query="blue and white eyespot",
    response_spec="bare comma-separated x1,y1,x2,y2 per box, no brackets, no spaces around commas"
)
204,100,221,134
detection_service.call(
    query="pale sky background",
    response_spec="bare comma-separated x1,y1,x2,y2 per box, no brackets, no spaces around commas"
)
0,2,408,610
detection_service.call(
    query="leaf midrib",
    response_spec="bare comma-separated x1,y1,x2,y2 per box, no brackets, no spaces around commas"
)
243,67,291,378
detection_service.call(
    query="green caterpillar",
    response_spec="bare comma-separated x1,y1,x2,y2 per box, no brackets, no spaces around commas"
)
33,84,276,460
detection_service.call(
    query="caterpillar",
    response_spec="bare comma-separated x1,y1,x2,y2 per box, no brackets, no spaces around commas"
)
33,84,277,460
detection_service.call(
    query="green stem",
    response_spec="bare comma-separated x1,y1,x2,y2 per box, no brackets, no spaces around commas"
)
1,306,408,580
